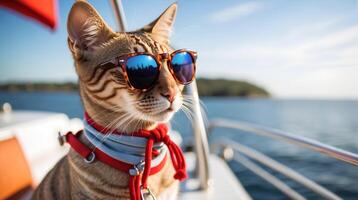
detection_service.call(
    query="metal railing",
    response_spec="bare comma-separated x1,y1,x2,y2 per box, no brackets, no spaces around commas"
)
209,118,358,166
215,139,342,200
109,0,126,32
110,0,126,32
185,81,211,190
231,151,306,200
208,118,358,200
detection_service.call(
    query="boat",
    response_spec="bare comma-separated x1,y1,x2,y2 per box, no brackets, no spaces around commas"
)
1,91,357,200
0,1,357,200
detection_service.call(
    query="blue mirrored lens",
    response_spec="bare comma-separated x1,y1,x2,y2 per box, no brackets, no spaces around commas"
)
171,52,194,84
126,55,159,89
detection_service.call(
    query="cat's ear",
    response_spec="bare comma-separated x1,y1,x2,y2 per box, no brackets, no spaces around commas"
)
67,1,115,55
140,3,177,44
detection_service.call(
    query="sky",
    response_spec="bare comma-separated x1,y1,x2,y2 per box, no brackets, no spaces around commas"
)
0,0,357,99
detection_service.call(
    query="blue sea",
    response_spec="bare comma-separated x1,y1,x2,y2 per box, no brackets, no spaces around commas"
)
1,91,357,200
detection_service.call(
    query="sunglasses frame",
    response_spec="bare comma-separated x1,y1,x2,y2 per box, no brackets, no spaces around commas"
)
111,49,197,91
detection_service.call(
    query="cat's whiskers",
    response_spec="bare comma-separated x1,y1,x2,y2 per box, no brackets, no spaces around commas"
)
90,109,131,150
180,96,205,125
105,101,139,132
182,95,208,126
182,96,207,113
185,101,208,126
116,113,135,133
180,104,194,123
89,98,142,149
88,104,123,122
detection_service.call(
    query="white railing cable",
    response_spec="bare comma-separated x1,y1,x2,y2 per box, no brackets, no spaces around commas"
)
232,153,306,200
216,139,342,200
209,118,358,166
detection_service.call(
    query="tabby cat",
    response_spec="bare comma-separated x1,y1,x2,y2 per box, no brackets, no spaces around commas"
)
32,1,188,199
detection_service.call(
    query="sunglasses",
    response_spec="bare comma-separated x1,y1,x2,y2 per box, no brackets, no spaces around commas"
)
101,49,197,91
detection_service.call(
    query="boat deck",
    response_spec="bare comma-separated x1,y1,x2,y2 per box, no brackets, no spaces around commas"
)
180,153,251,200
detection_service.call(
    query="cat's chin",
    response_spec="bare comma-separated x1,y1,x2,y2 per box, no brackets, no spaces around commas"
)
149,109,175,123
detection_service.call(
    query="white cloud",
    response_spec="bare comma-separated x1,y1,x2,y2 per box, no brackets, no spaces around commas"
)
285,17,343,40
211,2,263,23
202,24,358,68
273,67,358,99
297,25,358,51
199,20,358,98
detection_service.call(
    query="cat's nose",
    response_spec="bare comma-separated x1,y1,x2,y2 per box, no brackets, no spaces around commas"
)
160,90,175,103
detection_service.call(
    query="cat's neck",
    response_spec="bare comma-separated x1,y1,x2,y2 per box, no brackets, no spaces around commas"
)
83,101,157,133
87,110,157,133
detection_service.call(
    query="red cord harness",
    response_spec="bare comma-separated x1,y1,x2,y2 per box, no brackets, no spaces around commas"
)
61,113,187,200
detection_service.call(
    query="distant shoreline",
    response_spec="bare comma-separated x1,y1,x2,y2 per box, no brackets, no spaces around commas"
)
0,78,270,98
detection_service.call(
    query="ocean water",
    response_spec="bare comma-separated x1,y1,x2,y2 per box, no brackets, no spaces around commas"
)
0,91,357,199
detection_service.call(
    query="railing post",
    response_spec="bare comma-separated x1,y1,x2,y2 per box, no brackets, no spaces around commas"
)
186,80,210,190
109,0,126,32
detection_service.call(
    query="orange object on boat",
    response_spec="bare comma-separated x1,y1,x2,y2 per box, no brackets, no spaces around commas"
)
0,0,58,30
0,137,33,199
